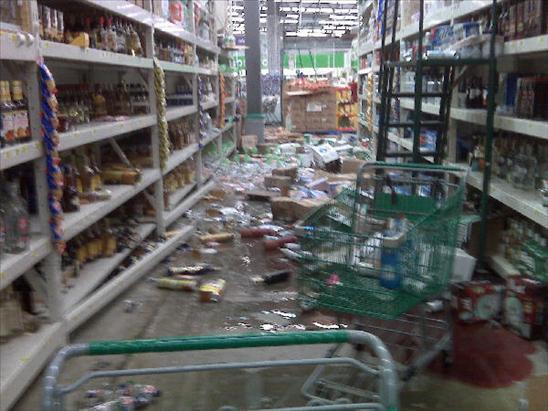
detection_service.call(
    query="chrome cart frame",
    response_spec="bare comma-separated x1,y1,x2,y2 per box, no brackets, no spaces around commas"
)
42,331,399,411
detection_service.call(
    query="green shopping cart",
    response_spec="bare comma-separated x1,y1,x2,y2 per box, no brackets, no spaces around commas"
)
297,162,468,381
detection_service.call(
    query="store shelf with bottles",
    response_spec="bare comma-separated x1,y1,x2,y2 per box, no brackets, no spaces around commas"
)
61,222,156,313
467,170,547,228
57,114,156,152
399,98,548,141
66,223,195,332
167,182,197,211
0,321,65,411
164,143,199,175
41,40,153,69
61,168,161,241
163,179,215,227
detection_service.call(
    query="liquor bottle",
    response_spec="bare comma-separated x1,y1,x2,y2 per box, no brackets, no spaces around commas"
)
92,84,108,118
0,81,16,147
85,17,97,49
56,10,64,43
11,81,30,143
3,181,30,254
75,152,95,194
106,17,117,52
97,16,107,50
128,23,143,57
62,162,80,212
88,149,103,191
101,220,118,257
74,234,88,266
114,18,126,54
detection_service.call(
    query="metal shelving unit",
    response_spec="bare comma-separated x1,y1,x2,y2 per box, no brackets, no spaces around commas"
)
357,1,548,264
0,1,222,408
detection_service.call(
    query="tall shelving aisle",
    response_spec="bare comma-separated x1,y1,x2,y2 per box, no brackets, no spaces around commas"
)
0,1,232,409
357,0,547,277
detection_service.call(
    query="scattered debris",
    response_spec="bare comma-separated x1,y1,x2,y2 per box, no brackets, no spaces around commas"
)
252,270,291,285
199,279,226,302
199,232,234,243
152,277,197,291
264,235,298,251
168,264,217,276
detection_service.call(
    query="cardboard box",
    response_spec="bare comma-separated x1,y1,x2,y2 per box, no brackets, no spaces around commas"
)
273,166,298,180
271,197,295,222
264,175,292,190
504,276,546,339
341,158,366,174
451,281,504,323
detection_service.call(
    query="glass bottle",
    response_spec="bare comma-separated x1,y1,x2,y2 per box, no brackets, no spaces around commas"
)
0,81,16,146
88,149,103,191
128,23,143,57
106,17,117,52
4,181,30,254
92,84,108,118
101,220,117,257
74,234,88,267
11,81,30,143
62,162,80,212
97,16,107,50
85,17,96,49
76,152,96,194
115,18,126,54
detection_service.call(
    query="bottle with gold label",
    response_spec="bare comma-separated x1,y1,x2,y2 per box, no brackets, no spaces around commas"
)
101,220,118,257
92,85,108,118
78,153,97,193
88,149,103,191
74,234,88,267
0,81,16,147
11,81,30,143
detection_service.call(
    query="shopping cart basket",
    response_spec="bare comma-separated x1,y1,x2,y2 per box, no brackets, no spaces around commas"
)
297,162,468,380
42,331,399,411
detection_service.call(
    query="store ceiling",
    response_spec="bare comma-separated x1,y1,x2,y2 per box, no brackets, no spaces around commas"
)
230,0,358,39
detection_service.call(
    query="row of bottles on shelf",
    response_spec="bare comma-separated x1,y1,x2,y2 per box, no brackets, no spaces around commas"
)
499,217,547,281
63,215,140,282
0,80,30,147
199,76,216,103
164,162,195,207
169,117,195,150
155,37,194,65
56,82,149,131
39,4,144,56
166,83,193,107
499,74,548,120
466,132,548,193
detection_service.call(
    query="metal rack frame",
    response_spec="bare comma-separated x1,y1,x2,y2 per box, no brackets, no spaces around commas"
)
0,1,238,409
356,0,548,273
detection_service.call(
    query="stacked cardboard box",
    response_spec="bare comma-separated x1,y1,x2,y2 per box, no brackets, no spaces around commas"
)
284,89,338,132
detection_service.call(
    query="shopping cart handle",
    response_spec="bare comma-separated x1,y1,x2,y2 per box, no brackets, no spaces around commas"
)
87,331,351,355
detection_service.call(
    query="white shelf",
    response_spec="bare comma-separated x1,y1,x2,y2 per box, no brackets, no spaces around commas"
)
451,108,548,140
0,236,52,291
467,171,547,228
61,223,156,313
196,67,218,75
399,99,548,141
222,121,234,133
159,61,199,74
168,182,197,210
0,141,43,171
62,169,160,241
194,37,221,54
225,97,235,104
78,0,153,26
503,34,548,56
0,322,65,411
358,65,379,75
488,254,520,279
201,128,222,146
202,100,219,110
164,179,215,227
164,143,199,175
0,31,37,61
153,15,196,44
41,41,153,69
66,224,195,331
58,114,156,151
165,105,197,122
397,0,492,41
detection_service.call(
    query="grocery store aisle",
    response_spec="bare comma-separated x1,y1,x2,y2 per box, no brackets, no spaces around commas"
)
13,193,547,411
